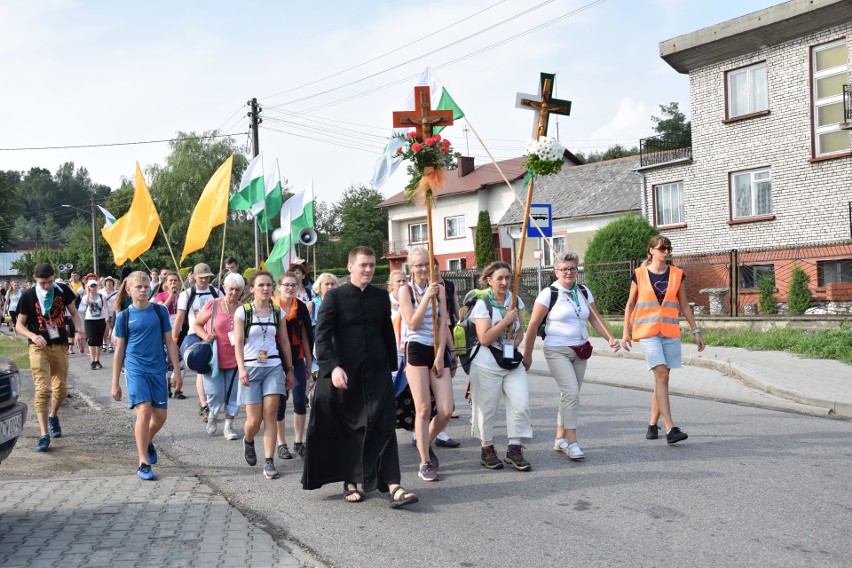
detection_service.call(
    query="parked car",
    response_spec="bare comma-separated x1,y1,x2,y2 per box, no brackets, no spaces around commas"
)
0,357,26,464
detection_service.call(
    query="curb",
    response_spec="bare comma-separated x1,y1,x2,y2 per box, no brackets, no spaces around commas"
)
587,344,851,418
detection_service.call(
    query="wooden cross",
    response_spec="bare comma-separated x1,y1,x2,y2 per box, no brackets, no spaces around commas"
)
393,86,454,141
515,72,571,138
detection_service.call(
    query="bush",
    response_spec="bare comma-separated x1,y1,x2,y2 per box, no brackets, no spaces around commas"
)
475,210,494,269
583,214,658,315
757,274,777,315
787,266,813,315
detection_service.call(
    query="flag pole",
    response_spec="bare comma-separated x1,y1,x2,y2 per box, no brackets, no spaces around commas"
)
159,224,184,287
218,213,228,287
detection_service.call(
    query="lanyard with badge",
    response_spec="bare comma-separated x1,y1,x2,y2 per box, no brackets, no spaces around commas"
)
487,290,516,359
563,284,582,319
41,286,61,340
256,306,273,363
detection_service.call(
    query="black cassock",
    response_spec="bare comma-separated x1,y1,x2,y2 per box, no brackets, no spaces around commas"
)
302,282,400,492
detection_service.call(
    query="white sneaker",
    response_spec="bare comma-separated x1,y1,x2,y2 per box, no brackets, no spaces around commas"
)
223,423,239,440
566,442,585,461
206,413,218,436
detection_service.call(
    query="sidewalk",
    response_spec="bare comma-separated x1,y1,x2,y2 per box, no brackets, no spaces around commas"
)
527,337,852,418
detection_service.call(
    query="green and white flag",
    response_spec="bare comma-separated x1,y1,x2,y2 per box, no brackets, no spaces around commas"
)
97,205,116,228
229,153,264,211
285,181,315,243
370,67,464,189
255,158,285,233
266,209,293,283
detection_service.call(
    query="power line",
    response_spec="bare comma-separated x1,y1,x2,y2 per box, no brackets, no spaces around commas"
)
260,0,507,100
0,132,246,152
259,126,381,155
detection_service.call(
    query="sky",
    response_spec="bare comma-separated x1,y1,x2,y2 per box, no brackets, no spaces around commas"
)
0,0,781,207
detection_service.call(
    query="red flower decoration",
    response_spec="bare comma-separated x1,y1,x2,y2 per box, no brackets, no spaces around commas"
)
396,147,403,155
441,147,449,154
412,142,422,152
434,134,441,142
442,138,451,147
407,131,416,139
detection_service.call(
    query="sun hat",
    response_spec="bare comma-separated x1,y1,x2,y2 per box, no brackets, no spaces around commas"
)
193,263,214,277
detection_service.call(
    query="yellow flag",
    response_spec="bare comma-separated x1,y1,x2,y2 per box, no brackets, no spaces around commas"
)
181,155,234,263
102,163,161,265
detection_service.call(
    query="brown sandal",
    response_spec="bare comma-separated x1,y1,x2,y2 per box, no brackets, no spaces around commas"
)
389,486,418,509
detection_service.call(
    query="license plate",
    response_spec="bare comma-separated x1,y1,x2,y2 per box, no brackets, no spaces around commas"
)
0,411,24,444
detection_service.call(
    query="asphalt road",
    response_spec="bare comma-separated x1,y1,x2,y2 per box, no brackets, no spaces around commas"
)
8,348,852,568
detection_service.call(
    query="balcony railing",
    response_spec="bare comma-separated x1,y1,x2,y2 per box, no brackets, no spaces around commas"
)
639,129,692,168
383,239,426,257
844,84,852,123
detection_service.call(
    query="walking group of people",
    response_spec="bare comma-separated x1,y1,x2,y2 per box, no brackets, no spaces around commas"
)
19,234,703,509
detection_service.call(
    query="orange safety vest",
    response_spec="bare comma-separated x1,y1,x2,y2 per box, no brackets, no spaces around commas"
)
630,265,683,341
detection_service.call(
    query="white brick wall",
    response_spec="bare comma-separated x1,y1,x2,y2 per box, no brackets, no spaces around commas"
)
643,23,852,254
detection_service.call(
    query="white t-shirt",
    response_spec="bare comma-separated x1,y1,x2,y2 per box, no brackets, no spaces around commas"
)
177,287,216,335
104,291,118,317
470,292,524,371
234,305,285,368
535,283,594,347
80,291,107,321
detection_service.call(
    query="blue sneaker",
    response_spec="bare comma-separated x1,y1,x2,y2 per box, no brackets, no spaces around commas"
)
137,463,155,481
147,442,158,465
35,435,50,452
48,416,61,438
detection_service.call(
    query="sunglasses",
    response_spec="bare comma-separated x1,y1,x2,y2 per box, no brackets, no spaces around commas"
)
654,246,673,252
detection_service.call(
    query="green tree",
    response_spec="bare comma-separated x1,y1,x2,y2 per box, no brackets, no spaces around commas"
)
651,101,691,146
575,144,639,164
333,184,388,265
474,210,494,269
757,274,778,315
311,199,345,270
787,266,813,315
0,170,22,251
583,214,658,315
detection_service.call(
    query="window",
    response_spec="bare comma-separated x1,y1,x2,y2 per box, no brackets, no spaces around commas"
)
543,236,566,266
447,258,467,271
817,259,852,286
445,215,465,239
812,39,850,157
409,222,427,244
731,168,771,219
654,182,684,226
727,62,768,118
740,265,775,289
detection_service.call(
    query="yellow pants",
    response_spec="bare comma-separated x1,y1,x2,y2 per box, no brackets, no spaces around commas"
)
29,344,69,413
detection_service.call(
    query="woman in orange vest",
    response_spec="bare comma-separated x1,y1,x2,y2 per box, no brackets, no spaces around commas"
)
621,236,704,444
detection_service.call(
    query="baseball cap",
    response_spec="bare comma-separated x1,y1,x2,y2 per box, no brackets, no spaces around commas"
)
86,278,99,287
193,263,214,277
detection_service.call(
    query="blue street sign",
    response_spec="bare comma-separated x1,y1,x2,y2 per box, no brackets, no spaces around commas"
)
527,203,552,238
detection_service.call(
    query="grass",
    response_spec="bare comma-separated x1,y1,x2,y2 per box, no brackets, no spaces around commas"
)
591,321,852,365
0,335,30,369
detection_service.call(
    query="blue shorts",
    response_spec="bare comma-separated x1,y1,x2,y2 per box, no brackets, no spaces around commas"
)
126,371,169,409
638,334,682,370
238,365,285,406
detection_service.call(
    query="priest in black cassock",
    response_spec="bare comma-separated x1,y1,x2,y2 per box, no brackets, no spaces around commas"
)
302,246,418,508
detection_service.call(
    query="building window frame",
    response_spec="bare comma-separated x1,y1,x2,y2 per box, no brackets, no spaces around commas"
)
817,259,852,286
811,39,850,158
740,264,775,290
730,167,772,220
447,258,467,271
444,215,465,240
409,222,428,244
653,181,685,227
543,236,566,267
726,61,769,119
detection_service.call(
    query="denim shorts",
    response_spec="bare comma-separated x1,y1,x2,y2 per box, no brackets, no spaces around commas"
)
638,334,682,371
238,365,285,406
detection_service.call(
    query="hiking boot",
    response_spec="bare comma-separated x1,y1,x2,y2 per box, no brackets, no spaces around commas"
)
35,434,51,452
479,444,503,469
293,442,305,458
277,444,293,460
173,389,187,400
137,463,155,481
93,361,103,370
504,444,532,471
646,424,660,440
223,423,239,441
263,460,280,480
666,426,688,445
418,462,439,482
206,413,218,436
48,416,61,438
147,442,158,465
243,438,257,466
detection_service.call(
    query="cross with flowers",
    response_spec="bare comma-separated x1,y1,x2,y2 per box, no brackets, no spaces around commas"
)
515,72,571,138
393,86,455,141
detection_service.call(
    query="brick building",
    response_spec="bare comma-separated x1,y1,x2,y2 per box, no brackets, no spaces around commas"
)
638,0,852,313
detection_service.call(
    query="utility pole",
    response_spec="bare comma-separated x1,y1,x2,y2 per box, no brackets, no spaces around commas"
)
248,97,262,268
90,193,99,275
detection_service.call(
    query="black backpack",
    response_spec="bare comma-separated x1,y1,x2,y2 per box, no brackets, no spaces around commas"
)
178,287,219,346
537,284,589,339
